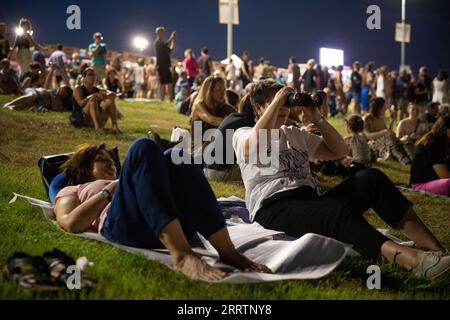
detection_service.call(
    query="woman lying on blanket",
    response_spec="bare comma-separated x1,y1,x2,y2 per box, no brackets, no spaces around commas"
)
233,84,450,280
53,138,271,281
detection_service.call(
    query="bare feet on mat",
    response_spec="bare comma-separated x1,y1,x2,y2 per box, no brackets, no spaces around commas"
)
173,253,228,281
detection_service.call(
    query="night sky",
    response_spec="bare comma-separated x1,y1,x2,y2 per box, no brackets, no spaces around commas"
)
2,0,450,76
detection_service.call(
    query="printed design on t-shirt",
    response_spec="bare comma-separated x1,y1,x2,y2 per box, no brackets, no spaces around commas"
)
277,145,311,182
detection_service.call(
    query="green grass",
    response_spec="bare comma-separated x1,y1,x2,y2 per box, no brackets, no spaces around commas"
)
0,95,449,300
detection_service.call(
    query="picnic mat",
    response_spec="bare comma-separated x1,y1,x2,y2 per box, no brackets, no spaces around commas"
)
9,193,412,283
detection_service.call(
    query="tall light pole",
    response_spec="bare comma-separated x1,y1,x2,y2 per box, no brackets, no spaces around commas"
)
401,0,406,68
227,0,233,58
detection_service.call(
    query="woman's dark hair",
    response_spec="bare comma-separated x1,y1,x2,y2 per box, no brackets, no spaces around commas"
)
346,115,364,133
369,97,386,118
416,116,450,147
60,143,111,185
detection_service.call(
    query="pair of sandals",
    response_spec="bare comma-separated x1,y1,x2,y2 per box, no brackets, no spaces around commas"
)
4,249,94,291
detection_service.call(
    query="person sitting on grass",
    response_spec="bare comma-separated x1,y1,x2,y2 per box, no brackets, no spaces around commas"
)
0,59,21,95
233,85,450,280
343,115,372,174
190,75,236,152
3,63,72,112
409,116,450,196
72,67,121,133
53,138,271,281
396,103,428,158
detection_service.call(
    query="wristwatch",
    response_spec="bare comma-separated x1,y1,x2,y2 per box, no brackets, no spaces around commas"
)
99,188,112,202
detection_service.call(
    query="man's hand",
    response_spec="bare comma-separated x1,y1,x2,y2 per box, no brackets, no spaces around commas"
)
301,106,322,124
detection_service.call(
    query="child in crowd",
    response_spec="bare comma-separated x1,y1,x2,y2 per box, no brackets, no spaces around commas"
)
344,115,372,174
174,83,191,114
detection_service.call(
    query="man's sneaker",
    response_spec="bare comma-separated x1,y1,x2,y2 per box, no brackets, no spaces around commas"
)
412,252,450,280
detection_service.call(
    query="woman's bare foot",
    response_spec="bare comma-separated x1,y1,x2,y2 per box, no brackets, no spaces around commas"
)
220,250,272,273
173,253,228,281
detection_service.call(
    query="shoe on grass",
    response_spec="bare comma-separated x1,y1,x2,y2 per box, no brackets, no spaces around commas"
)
412,252,450,280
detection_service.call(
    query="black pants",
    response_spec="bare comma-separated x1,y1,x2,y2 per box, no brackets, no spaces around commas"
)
255,168,412,258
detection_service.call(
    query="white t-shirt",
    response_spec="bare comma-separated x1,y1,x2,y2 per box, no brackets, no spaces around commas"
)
233,125,323,221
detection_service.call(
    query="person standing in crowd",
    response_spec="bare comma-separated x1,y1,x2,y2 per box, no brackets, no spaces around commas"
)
88,32,108,85
347,61,362,114
361,62,375,113
253,58,266,81
0,23,10,61
319,65,329,91
48,44,67,86
410,116,450,196
154,26,176,101
415,66,432,111
432,71,449,105
183,49,199,87
302,59,318,94
133,58,146,99
376,66,389,99
146,57,159,99
287,57,300,92
11,18,42,77
197,47,212,78
31,46,46,69
396,69,414,121
333,65,346,114
240,51,253,88
225,58,236,90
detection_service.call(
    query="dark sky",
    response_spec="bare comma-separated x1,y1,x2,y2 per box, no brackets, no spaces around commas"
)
2,0,450,75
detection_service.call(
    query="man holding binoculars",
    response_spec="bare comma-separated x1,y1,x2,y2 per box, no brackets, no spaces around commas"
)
232,84,449,280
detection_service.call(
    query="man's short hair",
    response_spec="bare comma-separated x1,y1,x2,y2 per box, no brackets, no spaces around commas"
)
248,79,283,107
93,32,103,40
57,44,63,50
201,47,208,54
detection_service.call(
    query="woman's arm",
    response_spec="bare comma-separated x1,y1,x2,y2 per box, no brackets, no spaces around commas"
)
304,107,349,160
432,164,450,179
192,103,224,127
54,181,117,233
73,87,99,108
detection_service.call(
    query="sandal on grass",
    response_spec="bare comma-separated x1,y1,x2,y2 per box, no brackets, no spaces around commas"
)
3,252,59,291
43,249,95,289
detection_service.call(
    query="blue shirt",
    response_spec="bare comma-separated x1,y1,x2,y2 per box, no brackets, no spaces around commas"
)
88,43,107,66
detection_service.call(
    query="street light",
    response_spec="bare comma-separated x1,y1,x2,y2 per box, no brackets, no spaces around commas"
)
133,36,149,52
401,0,406,68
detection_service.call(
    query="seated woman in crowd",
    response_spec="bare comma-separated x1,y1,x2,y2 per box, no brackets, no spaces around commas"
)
396,103,427,158
190,75,236,153
363,97,412,163
73,67,121,133
3,63,72,112
410,116,450,196
204,80,283,182
20,61,45,89
233,85,449,280
0,59,21,95
53,138,270,281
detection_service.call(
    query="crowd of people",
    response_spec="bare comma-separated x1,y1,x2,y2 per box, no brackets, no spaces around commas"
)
1,17,449,281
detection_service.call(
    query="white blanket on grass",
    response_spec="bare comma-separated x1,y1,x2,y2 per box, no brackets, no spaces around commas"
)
9,193,413,283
